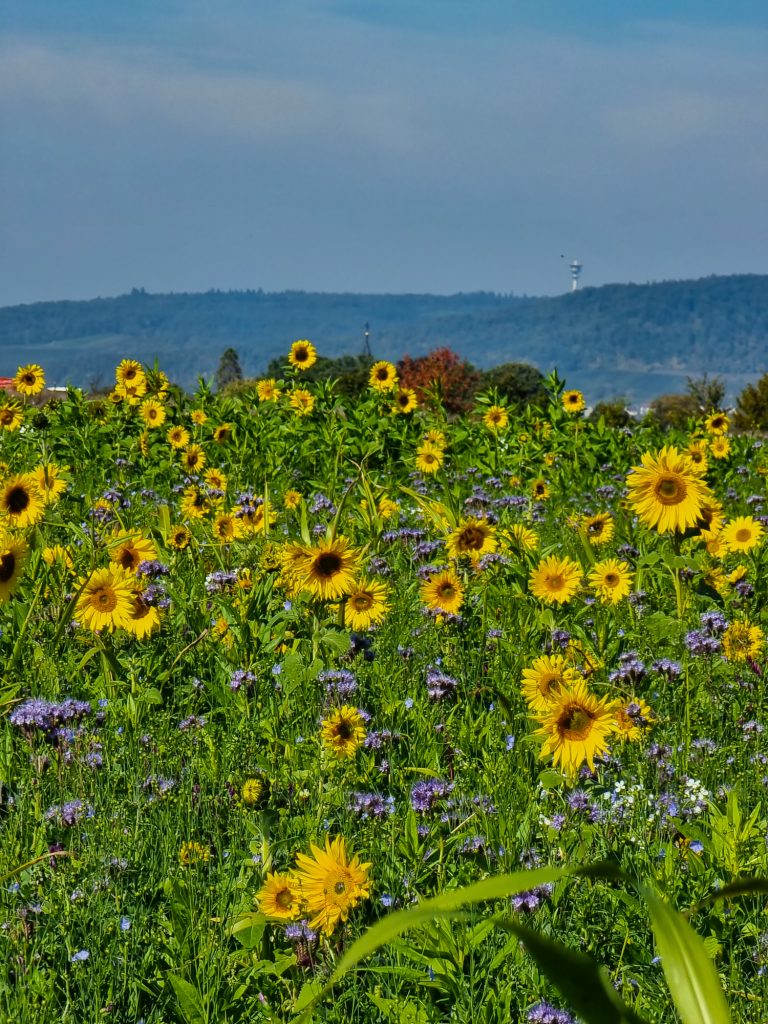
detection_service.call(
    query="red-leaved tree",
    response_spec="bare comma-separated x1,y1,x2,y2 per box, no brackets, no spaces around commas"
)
398,347,481,416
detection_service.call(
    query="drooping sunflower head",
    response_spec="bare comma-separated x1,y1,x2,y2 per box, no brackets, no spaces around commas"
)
0,473,45,529
14,363,46,397
562,390,585,414
368,361,398,393
212,513,242,543
626,446,711,534
289,389,315,417
288,339,317,371
321,706,366,758
446,517,497,562
180,486,211,520
213,423,233,443
508,522,539,552
115,376,147,404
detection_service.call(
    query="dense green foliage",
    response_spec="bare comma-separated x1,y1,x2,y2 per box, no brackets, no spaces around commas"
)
1,274,766,403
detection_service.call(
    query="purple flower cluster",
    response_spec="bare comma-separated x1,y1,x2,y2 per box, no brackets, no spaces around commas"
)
229,669,256,692
10,697,93,738
652,658,682,679
410,778,454,814
349,792,395,819
527,1001,577,1024
136,560,170,579
44,799,93,828
205,570,238,594
318,669,357,700
426,667,458,701
512,883,554,913
609,651,646,685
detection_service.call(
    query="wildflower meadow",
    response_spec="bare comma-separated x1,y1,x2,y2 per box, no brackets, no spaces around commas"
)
2,350,768,1023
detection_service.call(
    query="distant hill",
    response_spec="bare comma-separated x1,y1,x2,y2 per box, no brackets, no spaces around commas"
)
1,274,766,403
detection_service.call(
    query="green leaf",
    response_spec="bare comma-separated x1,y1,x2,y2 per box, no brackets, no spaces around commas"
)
643,888,731,1024
168,975,207,1024
230,911,266,949
496,917,647,1024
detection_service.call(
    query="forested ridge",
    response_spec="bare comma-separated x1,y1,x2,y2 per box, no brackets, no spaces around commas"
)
1,273,766,402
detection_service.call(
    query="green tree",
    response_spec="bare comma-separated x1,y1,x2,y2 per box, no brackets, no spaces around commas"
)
215,348,243,391
588,398,632,428
480,362,547,409
686,373,726,412
734,373,768,431
648,393,699,430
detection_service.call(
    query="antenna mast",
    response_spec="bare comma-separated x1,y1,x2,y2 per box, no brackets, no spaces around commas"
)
569,259,583,292
362,321,372,359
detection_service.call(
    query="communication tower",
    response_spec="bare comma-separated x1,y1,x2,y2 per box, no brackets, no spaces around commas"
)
569,260,583,292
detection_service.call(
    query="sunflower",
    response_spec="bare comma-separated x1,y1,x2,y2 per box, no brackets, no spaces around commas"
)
190,409,208,425
168,524,192,550
0,403,23,431
562,390,585,414
212,513,243,543
507,523,538,552
377,495,398,520
394,388,418,414
684,440,708,475
109,532,158,573
415,442,444,475
345,578,390,631
321,705,366,759
705,411,730,435
482,404,509,431
294,537,360,600
420,568,464,615
531,479,550,501
721,516,764,554
289,389,315,417
626,446,709,533
241,776,266,806
582,512,614,546
180,486,212,519
213,423,233,443
588,559,633,604
695,499,724,537
115,377,147,404
368,361,398,393
423,429,447,449
0,532,28,601
294,837,371,936
722,621,764,662
257,378,282,402
0,473,45,529
140,399,166,429
14,363,46,397
115,359,145,388
529,555,582,605
283,489,302,510
167,425,191,449
614,698,654,743
257,872,303,922
34,463,67,504
533,679,617,777
288,339,317,371
124,590,161,639
181,444,206,474
75,567,135,632
239,501,274,536
202,468,227,492
42,544,74,569
521,654,580,713
446,517,497,562
179,841,211,866
710,436,731,460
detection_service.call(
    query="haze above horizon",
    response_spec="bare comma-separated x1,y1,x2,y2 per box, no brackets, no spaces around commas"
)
2,0,767,306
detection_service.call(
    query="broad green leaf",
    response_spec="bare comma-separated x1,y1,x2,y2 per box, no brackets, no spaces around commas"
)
230,911,266,949
288,866,565,1024
644,888,731,1024
168,975,207,1024
497,917,647,1024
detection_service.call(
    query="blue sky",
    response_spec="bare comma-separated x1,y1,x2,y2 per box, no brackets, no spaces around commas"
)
2,1,767,304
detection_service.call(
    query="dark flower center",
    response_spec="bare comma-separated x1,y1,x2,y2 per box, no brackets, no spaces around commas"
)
317,553,342,577
0,552,16,583
458,526,486,551
655,476,684,504
6,486,30,514
735,528,751,543
276,888,294,909
557,705,594,739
